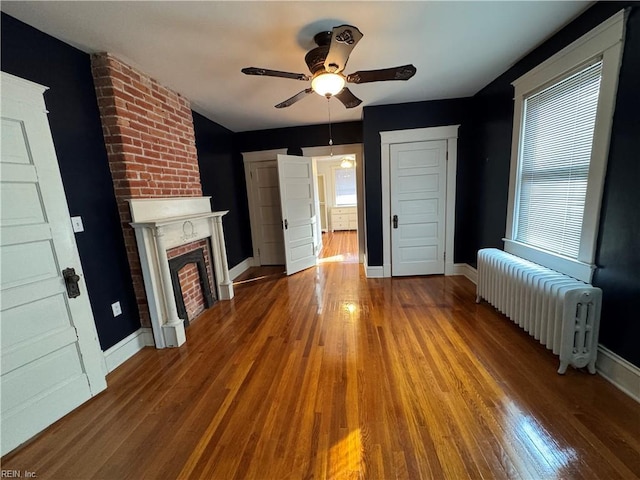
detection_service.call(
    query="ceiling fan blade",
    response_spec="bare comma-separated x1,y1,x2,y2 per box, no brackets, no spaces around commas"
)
275,88,314,108
324,25,363,73
334,88,362,109
346,64,417,84
242,67,309,81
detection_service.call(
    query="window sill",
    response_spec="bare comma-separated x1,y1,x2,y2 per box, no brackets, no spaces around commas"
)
503,239,595,283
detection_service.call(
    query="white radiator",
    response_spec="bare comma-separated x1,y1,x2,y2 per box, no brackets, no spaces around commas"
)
476,248,602,374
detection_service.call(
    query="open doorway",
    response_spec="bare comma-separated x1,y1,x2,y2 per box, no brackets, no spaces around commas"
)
314,153,359,264
303,143,364,264
242,144,364,271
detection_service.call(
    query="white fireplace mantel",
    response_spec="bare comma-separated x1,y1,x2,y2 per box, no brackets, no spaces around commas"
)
128,197,233,348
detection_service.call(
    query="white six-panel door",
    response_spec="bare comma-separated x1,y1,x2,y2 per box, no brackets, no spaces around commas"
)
0,72,107,455
390,140,447,276
277,154,318,275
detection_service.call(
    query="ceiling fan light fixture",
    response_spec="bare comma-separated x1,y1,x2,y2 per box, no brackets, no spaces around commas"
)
340,157,354,169
311,72,345,97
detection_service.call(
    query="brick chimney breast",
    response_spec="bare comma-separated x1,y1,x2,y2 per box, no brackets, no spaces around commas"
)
91,53,204,327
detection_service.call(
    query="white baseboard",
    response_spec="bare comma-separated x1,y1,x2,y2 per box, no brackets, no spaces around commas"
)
596,345,640,403
363,255,384,278
229,257,253,281
365,266,384,278
103,327,154,373
452,263,478,284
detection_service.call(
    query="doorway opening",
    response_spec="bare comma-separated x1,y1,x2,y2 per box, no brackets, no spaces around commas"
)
242,144,364,273
313,153,359,264
303,143,364,265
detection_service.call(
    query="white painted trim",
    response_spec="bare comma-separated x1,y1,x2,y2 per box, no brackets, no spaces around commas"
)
380,125,460,145
103,328,154,373
512,11,624,90
380,125,460,278
505,11,624,278
362,255,381,278
365,266,384,278
452,263,478,284
596,345,640,403
241,148,289,163
444,136,458,276
303,144,365,264
504,239,594,283
229,257,253,281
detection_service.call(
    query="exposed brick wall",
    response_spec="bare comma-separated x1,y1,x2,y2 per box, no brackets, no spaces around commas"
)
166,239,214,322
91,53,204,326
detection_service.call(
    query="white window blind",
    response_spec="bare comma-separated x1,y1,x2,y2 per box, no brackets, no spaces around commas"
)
334,168,357,206
516,60,602,259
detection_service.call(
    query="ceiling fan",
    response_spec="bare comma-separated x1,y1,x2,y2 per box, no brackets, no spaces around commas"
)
241,25,417,109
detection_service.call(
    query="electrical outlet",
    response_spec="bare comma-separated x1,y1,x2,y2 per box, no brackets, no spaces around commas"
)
71,216,84,233
111,301,122,317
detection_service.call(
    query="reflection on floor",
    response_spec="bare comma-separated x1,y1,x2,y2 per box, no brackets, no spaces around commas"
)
319,231,358,263
234,231,358,284
6,245,639,479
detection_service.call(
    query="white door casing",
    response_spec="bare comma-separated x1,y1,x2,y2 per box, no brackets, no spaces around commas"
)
277,154,318,275
317,174,328,232
0,72,107,455
390,141,447,276
379,126,459,278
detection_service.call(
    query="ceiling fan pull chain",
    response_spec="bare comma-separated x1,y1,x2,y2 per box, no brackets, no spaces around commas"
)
327,97,334,156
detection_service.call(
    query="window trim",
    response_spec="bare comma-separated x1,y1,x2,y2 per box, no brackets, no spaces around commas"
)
504,10,625,283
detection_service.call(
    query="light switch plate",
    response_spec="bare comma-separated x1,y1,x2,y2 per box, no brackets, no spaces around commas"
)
71,216,84,233
111,301,122,317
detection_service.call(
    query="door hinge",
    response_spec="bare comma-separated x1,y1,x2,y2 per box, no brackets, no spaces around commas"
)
443,251,446,261
250,170,253,179
257,248,261,256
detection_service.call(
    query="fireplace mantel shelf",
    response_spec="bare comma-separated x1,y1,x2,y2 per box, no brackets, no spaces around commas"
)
130,210,228,229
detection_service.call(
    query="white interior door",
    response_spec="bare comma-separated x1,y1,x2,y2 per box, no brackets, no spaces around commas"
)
250,161,285,265
390,140,447,276
1,73,107,455
277,154,318,275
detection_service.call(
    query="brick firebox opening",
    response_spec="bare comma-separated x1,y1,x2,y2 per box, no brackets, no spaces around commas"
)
168,241,216,325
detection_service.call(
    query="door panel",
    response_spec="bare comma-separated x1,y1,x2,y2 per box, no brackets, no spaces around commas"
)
1,73,106,455
391,140,447,276
277,155,317,275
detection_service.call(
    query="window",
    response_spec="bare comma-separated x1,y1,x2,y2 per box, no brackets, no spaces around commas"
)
505,11,624,282
516,61,602,259
334,167,356,206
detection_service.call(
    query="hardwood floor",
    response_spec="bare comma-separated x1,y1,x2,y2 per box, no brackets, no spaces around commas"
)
319,231,358,263
3,259,639,479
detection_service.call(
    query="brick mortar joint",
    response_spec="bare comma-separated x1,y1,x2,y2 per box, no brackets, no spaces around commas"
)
90,52,193,108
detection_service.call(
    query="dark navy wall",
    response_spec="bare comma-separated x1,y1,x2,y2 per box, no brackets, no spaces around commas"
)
193,111,252,268
1,13,140,350
236,121,362,154
362,99,473,266
463,2,640,366
592,6,640,367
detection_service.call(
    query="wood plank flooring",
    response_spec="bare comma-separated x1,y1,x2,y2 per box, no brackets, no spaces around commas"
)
3,250,639,479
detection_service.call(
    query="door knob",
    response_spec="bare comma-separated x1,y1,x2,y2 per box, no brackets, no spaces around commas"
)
63,267,81,298
393,215,398,229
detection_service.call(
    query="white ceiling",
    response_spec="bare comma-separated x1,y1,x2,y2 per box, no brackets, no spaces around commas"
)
2,1,590,132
